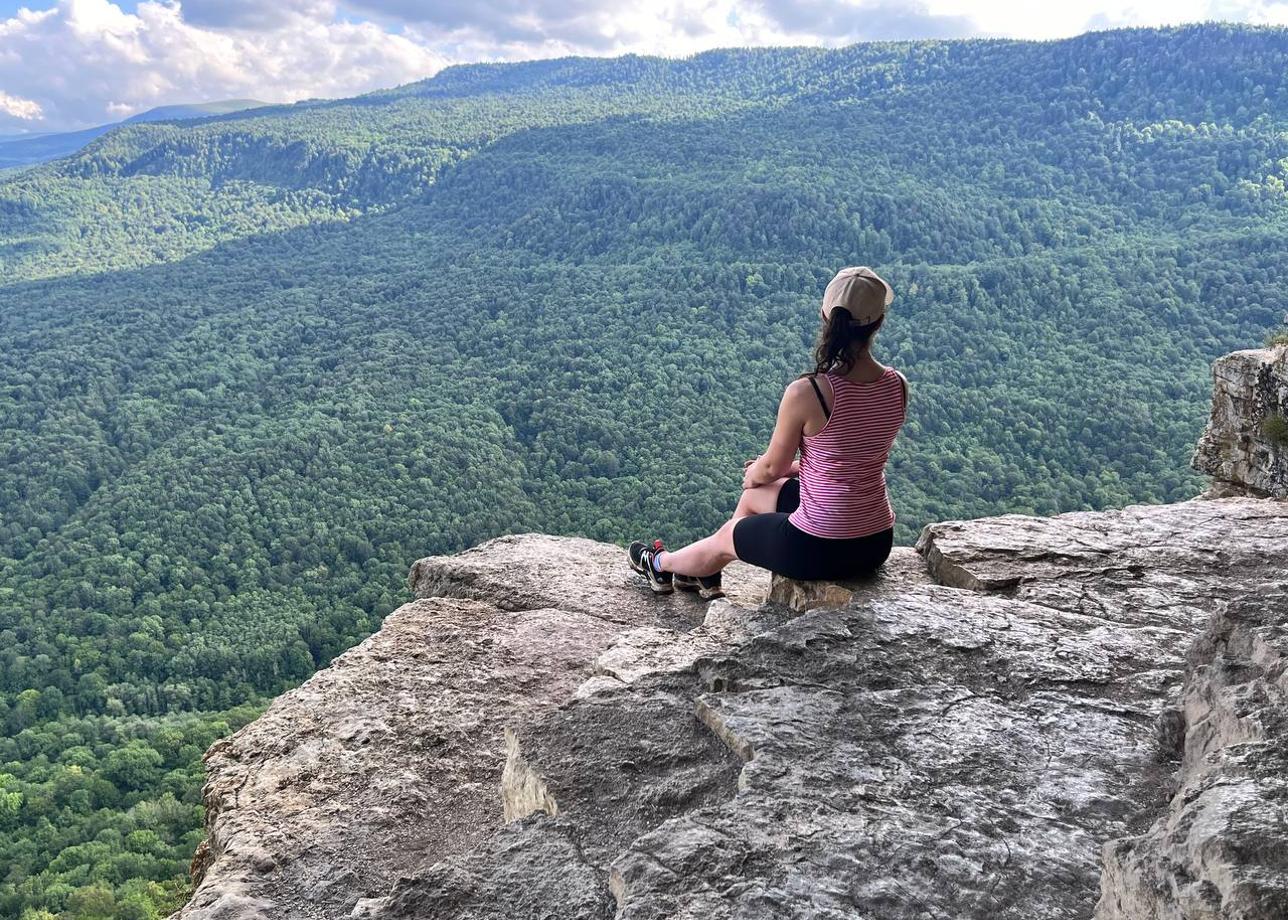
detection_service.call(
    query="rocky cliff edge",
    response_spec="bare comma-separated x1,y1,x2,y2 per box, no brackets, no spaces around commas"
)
175,349,1288,920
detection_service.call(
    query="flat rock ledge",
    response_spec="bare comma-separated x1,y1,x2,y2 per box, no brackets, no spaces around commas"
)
175,497,1288,920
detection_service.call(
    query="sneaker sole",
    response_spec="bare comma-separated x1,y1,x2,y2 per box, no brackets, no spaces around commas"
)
675,580,723,600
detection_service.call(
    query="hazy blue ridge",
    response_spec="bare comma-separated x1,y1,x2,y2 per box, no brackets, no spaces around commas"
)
0,99,269,168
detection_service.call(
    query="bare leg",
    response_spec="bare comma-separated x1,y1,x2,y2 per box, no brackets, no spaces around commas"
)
731,477,790,518
656,519,737,578
660,478,790,577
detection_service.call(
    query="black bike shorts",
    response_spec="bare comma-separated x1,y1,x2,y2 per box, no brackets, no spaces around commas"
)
732,477,894,581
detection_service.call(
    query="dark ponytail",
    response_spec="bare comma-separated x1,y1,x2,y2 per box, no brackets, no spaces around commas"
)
810,308,882,376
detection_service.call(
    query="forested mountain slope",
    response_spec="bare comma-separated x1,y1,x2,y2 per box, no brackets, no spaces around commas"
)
2,24,1288,920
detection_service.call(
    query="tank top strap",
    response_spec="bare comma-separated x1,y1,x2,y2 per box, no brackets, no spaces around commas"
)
807,374,831,418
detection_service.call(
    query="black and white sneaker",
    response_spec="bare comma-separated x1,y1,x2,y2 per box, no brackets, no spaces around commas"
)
628,539,673,594
674,572,725,600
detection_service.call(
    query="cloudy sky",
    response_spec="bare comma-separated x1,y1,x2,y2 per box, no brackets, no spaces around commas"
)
2,0,1287,132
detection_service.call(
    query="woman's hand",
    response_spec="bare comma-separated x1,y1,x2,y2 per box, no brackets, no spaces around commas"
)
742,457,763,490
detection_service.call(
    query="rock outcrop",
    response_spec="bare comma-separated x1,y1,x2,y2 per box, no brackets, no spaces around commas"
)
177,537,769,920
176,500,1288,920
175,351,1288,920
1095,587,1288,919
1193,345,1288,498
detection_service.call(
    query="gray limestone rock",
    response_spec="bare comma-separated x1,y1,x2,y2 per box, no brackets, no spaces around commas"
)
176,497,1288,920
407,532,769,626
1094,587,1288,919
765,546,933,612
608,579,1231,919
915,497,1287,652
179,596,624,919
1192,345,1288,497
176,535,769,920
354,819,613,920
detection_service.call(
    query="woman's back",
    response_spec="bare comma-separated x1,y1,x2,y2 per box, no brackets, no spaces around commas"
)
789,367,906,539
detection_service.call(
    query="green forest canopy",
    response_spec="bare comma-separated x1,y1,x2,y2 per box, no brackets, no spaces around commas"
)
2,23,1288,919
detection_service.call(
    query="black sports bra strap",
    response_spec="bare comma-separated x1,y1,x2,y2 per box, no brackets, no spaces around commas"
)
808,374,831,419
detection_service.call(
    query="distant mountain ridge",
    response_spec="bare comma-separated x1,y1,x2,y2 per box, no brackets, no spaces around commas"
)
0,98,268,167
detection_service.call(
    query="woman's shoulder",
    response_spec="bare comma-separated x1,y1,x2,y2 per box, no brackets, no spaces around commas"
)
787,373,831,400
867,364,906,384
787,373,835,416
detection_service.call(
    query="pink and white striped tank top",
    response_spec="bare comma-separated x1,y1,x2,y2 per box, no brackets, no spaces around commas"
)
788,368,906,539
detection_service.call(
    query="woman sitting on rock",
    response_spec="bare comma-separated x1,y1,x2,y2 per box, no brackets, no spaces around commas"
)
629,266,908,599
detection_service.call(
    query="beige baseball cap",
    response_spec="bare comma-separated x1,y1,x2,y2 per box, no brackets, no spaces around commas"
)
820,266,894,325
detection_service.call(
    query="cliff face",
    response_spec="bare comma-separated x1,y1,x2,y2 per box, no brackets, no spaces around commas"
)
1096,586,1288,919
1193,344,1288,498
175,349,1288,920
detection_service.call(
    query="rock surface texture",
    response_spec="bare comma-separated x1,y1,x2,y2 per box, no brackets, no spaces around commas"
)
175,499,1288,920
1095,587,1288,919
176,538,770,920
1193,345,1288,498
174,351,1288,920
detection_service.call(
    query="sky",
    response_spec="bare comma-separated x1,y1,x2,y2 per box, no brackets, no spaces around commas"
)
1,0,1287,132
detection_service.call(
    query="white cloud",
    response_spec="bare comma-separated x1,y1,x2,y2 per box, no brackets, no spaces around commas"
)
2,0,1288,132
369,0,975,57
734,0,978,41
392,1,756,60
0,90,43,119
921,0,1288,38
0,0,447,131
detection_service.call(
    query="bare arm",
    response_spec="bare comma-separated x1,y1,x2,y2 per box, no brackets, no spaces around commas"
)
743,456,800,476
742,380,810,490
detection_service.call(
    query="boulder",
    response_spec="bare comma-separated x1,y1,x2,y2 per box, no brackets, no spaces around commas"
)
1192,345,1288,497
